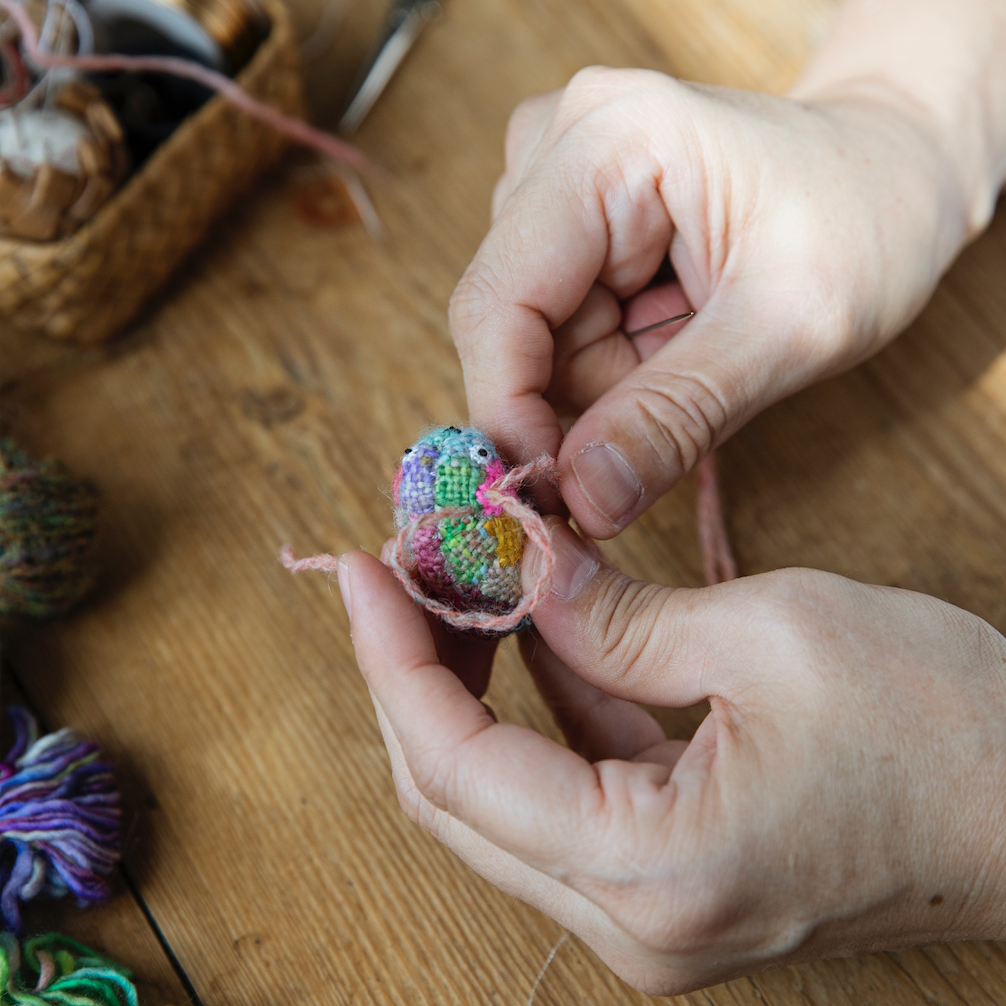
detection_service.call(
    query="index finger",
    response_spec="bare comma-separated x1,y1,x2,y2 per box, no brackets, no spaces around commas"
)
449,158,605,477
449,82,672,478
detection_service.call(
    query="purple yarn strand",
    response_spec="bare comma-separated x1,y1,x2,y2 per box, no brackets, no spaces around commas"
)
0,708,121,932
0,846,33,932
0,708,35,773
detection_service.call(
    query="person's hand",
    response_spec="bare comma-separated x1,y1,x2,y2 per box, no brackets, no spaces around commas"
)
449,67,980,536
338,521,1006,994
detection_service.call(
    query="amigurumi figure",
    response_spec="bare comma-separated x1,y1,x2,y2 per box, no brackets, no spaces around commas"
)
392,426,527,617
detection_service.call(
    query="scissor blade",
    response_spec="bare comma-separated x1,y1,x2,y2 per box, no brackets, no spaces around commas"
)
339,5,428,133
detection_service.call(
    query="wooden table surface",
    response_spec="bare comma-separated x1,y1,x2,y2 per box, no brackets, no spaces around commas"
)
4,0,1006,1003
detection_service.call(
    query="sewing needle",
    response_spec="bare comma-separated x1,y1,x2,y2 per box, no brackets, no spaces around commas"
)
623,311,694,339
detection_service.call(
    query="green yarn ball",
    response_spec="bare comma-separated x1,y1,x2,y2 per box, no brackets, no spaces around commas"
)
0,438,100,620
0,932,137,1006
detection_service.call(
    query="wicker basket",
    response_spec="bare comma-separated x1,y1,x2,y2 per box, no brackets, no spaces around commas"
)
0,0,304,345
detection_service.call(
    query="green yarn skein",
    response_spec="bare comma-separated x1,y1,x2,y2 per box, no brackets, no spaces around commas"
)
0,932,137,1006
0,438,100,620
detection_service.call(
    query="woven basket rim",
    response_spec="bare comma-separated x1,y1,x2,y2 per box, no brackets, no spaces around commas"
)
0,0,292,256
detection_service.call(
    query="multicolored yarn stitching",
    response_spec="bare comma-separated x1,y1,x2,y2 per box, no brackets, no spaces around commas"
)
0,931,137,1006
391,430,519,609
0,709,120,934
282,427,556,634
392,428,556,633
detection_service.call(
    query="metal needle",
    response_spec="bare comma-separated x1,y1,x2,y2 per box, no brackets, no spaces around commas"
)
623,311,694,339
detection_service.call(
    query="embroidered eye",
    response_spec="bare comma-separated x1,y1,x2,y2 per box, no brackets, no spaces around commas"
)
403,447,413,455
447,426,461,434
469,442,495,463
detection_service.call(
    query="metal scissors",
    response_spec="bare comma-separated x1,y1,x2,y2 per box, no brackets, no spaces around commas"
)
338,0,441,134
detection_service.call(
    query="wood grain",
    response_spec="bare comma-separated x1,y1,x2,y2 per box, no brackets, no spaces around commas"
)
2,0,1006,1003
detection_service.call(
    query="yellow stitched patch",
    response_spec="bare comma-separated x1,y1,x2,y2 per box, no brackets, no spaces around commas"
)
485,515,523,567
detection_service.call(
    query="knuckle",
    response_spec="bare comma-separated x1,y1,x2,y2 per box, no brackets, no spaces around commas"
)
599,857,742,956
504,96,545,169
408,751,453,813
631,370,730,473
589,574,678,684
739,567,852,677
560,67,673,129
565,64,637,100
565,63,616,92
554,66,624,125
448,259,512,348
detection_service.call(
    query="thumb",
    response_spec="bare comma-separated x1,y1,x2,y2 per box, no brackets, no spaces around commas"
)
522,516,729,707
557,310,795,538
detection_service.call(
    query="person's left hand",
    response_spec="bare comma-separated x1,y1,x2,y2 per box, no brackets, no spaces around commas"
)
338,523,1006,995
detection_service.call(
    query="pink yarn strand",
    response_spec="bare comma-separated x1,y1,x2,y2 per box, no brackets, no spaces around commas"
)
696,453,738,585
0,0,369,171
279,544,341,574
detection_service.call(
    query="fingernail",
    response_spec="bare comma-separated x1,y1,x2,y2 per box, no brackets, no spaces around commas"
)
571,444,643,527
336,556,352,622
548,526,599,600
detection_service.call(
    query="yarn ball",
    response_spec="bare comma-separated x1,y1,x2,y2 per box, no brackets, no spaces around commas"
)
392,426,528,624
0,931,137,1006
0,438,100,620
0,708,121,934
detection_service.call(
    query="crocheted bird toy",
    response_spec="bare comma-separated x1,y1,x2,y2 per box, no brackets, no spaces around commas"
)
387,427,555,633
281,426,555,634
392,426,525,610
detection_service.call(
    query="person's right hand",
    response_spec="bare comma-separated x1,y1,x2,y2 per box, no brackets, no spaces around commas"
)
341,519,1006,994
449,68,981,537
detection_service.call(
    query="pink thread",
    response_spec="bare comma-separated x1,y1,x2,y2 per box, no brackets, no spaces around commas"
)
279,545,340,574
475,458,506,515
696,453,737,585
0,0,368,171
388,455,557,633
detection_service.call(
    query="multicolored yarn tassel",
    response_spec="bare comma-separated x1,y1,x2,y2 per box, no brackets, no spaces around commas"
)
0,440,100,621
0,931,137,1006
282,426,556,635
0,709,120,934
